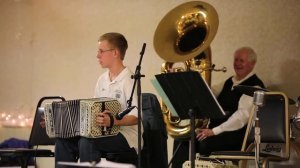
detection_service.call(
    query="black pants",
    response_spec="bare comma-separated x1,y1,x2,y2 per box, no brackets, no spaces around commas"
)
55,133,135,167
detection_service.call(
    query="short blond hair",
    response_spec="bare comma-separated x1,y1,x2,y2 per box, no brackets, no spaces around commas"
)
99,32,128,60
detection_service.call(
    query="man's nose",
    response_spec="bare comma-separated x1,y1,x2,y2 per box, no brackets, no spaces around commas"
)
97,52,101,58
234,60,241,64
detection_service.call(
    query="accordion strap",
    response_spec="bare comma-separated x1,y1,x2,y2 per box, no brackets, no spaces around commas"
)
107,113,114,134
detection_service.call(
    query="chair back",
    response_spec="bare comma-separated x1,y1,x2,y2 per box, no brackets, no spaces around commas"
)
105,93,168,167
141,93,168,168
242,92,289,158
29,96,65,146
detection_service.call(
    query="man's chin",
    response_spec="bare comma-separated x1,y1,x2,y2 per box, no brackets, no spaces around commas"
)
235,71,245,77
235,69,243,74
98,62,103,67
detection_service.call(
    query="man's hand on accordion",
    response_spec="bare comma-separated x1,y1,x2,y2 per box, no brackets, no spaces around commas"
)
96,110,114,127
96,110,138,127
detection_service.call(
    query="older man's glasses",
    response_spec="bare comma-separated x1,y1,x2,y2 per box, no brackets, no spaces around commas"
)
98,49,114,54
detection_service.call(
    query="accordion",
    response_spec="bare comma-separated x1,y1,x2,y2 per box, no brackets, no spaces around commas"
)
44,97,121,138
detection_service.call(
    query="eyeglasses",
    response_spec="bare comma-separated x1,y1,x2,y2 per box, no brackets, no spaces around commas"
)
98,48,114,54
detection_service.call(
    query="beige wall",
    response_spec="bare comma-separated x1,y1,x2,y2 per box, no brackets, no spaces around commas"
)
1,0,300,166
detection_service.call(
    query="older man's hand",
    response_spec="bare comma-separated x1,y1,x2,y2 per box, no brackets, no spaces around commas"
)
196,128,214,141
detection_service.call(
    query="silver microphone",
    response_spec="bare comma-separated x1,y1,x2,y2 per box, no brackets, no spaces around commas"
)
253,90,265,107
292,96,300,131
295,96,300,118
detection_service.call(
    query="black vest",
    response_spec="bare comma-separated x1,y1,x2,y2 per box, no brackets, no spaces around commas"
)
210,74,265,127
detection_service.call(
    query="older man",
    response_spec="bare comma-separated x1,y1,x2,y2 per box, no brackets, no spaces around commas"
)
196,46,265,154
172,47,265,168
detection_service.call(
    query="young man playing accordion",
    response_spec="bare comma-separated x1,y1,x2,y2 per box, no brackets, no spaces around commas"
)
54,32,140,166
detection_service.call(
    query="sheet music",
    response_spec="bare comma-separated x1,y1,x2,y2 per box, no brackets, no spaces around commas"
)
200,74,226,116
151,78,179,117
58,159,135,168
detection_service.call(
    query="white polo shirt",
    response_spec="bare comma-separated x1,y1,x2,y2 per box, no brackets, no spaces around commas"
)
94,67,141,152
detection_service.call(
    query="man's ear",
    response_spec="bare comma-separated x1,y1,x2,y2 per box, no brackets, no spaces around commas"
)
113,49,121,59
250,61,256,69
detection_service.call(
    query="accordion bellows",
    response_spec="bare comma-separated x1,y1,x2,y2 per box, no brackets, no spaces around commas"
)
44,98,121,138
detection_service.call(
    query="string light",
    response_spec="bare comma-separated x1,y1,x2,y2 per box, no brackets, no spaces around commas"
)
0,111,33,128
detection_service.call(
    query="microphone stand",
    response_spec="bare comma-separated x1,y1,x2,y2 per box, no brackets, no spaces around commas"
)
127,43,146,168
254,107,261,168
253,91,264,168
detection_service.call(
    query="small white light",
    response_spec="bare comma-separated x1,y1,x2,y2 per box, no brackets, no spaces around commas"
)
20,122,25,127
18,115,24,119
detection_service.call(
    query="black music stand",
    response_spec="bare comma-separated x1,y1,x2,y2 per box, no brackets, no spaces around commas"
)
153,71,226,168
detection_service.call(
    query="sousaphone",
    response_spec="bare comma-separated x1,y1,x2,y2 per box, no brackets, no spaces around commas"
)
154,1,225,138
